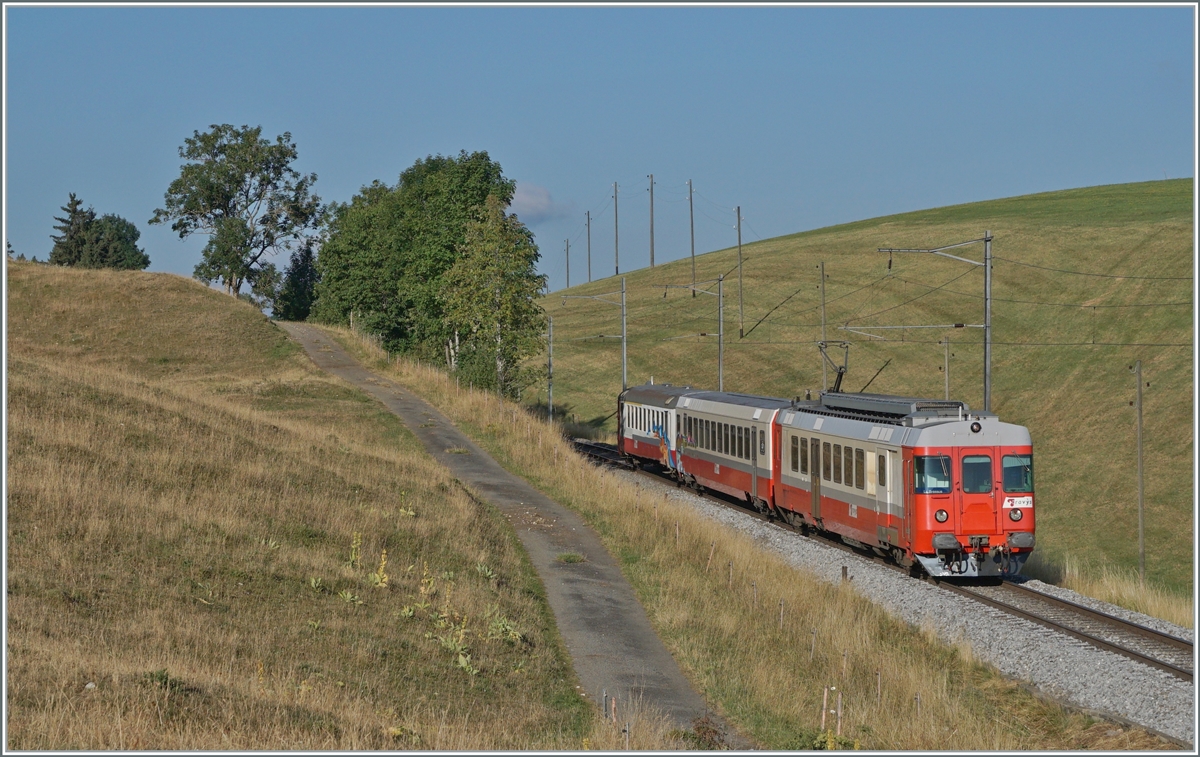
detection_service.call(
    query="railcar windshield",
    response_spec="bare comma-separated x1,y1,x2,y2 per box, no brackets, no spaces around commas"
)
914,455,952,494
961,455,993,493
1003,454,1034,492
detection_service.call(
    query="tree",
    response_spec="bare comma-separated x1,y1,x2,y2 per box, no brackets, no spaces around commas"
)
82,214,151,270
274,240,320,321
441,194,547,398
49,194,149,270
311,150,514,355
150,124,324,297
49,193,95,266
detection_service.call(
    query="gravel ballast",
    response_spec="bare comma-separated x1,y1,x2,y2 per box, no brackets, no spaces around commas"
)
624,472,1195,746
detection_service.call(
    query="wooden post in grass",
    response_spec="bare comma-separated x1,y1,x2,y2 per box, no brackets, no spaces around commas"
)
836,691,843,736
728,561,733,589
779,598,784,630
624,723,630,749
821,687,828,730
705,542,716,572
842,651,848,678
876,670,881,705
752,581,757,610
675,522,679,544
915,692,921,718
612,696,618,724
603,689,608,719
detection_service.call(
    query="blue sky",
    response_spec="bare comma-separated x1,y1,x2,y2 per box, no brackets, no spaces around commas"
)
3,4,1195,292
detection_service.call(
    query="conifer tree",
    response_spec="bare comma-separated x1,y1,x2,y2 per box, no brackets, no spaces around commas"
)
274,241,320,321
49,193,96,266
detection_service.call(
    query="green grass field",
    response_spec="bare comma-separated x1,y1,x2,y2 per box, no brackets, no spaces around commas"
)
538,179,1194,596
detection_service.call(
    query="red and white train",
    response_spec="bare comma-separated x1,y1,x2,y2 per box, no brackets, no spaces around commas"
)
617,383,1035,578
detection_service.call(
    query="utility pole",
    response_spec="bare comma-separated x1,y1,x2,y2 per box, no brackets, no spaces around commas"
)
613,182,619,276
942,337,951,400
737,205,743,338
1132,359,1145,582
564,239,570,289
662,276,723,391
820,261,828,391
875,232,994,410
688,179,696,296
621,277,627,390
983,230,993,412
586,211,592,283
648,174,655,267
547,317,553,420
718,274,724,391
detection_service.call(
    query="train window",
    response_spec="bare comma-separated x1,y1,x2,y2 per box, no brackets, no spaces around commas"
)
832,444,842,483
746,427,752,459
844,446,853,485
914,455,953,494
1003,455,1034,493
822,442,831,480
706,420,712,450
878,454,886,487
962,455,993,494
736,427,743,459
759,429,765,456
855,449,865,489
722,424,728,455
800,438,809,474
790,436,799,472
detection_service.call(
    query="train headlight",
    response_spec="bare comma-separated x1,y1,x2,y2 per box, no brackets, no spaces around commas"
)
1009,508,1024,522
970,421,982,433
935,509,948,523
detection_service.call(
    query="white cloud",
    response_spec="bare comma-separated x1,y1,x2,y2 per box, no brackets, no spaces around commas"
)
509,182,573,225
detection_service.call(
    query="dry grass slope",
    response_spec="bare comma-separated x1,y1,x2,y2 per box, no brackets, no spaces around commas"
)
329,325,1178,751
538,179,1194,612
5,263,679,750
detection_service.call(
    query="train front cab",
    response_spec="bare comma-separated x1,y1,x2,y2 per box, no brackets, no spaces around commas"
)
908,422,1035,578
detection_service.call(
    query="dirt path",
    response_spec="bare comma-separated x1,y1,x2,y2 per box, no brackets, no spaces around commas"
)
279,323,744,742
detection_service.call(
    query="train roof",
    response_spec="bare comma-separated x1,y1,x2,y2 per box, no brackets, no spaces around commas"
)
622,383,791,411
623,384,992,424
801,391,996,427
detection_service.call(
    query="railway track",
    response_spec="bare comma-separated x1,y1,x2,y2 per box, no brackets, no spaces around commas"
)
941,581,1193,682
570,438,1194,684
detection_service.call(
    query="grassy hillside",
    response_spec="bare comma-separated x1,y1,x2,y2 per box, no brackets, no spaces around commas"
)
538,179,1194,597
5,263,651,749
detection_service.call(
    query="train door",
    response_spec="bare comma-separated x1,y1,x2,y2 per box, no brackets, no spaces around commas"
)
957,447,998,536
750,425,758,501
878,449,901,543
894,451,909,545
617,394,626,454
810,437,822,520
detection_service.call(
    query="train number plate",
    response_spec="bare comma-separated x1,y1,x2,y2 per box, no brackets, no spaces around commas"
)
1003,496,1033,508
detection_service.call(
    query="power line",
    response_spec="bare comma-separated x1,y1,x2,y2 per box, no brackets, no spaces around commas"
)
845,269,976,325
991,255,1192,280
889,275,1192,308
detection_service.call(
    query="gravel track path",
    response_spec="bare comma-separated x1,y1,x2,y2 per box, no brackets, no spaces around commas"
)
625,471,1195,746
